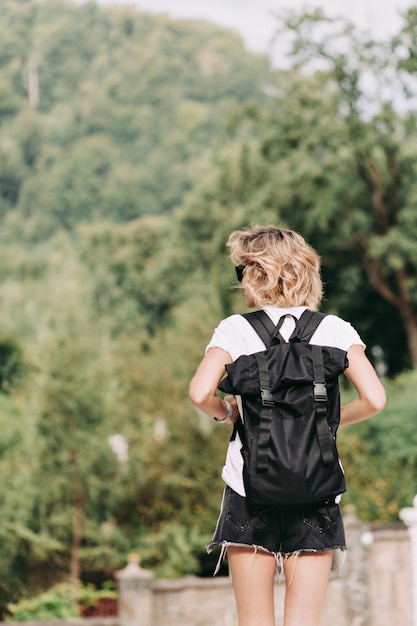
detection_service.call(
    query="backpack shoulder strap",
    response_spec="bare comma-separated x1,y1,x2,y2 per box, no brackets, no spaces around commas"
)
312,344,335,465
290,311,334,466
290,310,326,343
244,310,323,346
241,310,283,348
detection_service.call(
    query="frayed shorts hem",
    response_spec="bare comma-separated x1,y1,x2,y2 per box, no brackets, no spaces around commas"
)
207,539,346,577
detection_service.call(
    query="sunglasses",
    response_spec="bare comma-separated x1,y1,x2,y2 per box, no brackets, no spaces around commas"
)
235,265,245,282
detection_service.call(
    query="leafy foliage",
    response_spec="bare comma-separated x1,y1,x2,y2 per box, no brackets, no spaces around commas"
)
7,582,116,622
0,0,269,240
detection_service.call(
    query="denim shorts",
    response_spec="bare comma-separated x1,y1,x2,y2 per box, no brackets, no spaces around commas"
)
207,485,346,569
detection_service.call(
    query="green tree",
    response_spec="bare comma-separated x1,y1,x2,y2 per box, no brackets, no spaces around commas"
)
0,393,45,614
176,9,417,373
273,9,417,370
0,0,271,240
28,265,128,585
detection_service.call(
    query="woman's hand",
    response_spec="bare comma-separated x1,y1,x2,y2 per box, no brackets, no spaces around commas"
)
224,395,239,424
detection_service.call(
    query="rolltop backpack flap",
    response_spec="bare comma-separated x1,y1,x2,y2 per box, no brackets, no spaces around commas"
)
263,344,348,392
218,352,268,397
217,310,292,398
219,343,347,402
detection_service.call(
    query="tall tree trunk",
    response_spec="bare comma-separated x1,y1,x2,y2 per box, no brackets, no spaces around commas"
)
365,258,417,369
394,268,417,369
69,414,82,585
70,483,82,584
28,55,40,109
398,301,417,369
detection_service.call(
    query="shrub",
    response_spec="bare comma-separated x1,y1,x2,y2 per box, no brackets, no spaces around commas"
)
7,582,116,622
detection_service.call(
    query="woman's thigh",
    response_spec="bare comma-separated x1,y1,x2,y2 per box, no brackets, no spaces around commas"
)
228,546,277,626
283,551,333,626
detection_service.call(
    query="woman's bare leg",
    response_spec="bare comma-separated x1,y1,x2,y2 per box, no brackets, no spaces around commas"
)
283,551,333,626
228,546,277,626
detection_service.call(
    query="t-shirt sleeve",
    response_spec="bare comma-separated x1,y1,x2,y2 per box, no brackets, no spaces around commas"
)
205,315,246,361
311,314,366,351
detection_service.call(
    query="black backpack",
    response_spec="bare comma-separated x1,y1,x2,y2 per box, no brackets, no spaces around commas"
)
218,309,348,507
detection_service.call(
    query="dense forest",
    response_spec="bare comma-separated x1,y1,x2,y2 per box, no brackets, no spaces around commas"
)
1,0,417,614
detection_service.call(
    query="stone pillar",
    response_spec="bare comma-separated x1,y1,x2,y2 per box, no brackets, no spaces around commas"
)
400,495,417,626
115,553,153,626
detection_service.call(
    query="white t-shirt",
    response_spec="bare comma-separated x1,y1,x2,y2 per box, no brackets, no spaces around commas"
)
206,306,365,496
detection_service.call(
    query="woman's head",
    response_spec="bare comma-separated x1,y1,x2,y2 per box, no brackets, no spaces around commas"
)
227,225,323,310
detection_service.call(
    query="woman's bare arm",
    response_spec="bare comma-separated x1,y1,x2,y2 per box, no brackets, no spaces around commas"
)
189,347,238,422
340,345,386,427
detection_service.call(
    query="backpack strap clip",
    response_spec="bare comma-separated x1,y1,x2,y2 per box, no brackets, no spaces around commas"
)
313,381,327,403
256,353,275,407
260,386,274,407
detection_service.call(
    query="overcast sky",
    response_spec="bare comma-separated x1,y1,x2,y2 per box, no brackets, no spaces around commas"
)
97,0,416,60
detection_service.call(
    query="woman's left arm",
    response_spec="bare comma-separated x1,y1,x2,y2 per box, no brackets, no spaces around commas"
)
340,345,387,427
189,347,239,423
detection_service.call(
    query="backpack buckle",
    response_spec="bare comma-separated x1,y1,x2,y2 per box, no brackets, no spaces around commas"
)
313,382,327,402
260,387,274,407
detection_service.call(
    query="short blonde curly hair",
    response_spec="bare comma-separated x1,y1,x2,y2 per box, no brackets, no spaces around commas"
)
227,224,323,310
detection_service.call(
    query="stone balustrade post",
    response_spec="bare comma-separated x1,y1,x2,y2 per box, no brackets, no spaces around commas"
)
400,495,417,626
115,553,153,626
342,504,371,626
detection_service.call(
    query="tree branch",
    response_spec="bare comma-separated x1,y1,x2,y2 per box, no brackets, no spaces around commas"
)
363,254,402,308
364,155,390,234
